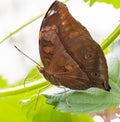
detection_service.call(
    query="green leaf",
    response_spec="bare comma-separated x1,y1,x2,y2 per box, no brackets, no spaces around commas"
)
44,51,120,113
0,83,47,122
0,94,32,122
84,0,120,8
45,88,120,113
22,95,94,122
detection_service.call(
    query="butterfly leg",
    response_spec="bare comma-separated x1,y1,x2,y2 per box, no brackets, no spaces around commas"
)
23,73,41,88
57,84,71,107
34,83,51,110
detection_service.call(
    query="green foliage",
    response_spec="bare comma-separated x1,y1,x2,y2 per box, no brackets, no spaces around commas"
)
22,95,94,122
0,92,32,122
84,0,120,8
0,84,94,122
0,67,94,122
45,87,120,113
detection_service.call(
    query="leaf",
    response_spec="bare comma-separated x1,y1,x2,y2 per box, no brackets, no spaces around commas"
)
84,0,120,8
0,81,44,122
0,94,32,122
22,95,94,122
45,88,120,113
44,51,120,113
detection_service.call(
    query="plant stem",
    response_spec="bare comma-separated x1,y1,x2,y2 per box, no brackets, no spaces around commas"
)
0,11,45,44
101,23,120,50
64,0,70,3
0,79,49,97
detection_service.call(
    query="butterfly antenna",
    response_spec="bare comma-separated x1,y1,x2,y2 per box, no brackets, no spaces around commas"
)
14,45,43,73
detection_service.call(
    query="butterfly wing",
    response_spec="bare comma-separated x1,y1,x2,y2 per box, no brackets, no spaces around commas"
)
39,20,91,90
39,1,110,90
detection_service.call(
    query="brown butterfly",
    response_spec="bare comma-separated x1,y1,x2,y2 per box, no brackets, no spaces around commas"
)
38,1,111,91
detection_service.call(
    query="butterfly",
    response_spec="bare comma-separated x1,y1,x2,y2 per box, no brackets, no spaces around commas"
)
38,1,111,91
